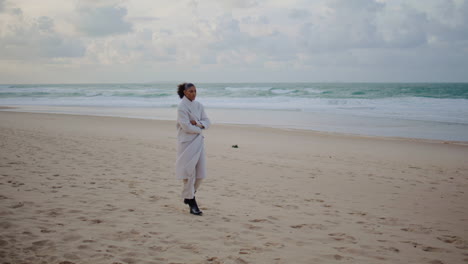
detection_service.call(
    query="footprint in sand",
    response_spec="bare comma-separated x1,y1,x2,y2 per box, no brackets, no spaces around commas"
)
228,256,249,264
30,239,55,251
437,235,468,249
400,241,450,253
9,202,24,208
376,216,401,226
321,254,354,262
290,223,327,230
400,224,432,234
421,246,450,253
40,228,56,233
0,239,8,247
120,257,138,264
243,224,262,230
249,219,272,224
77,244,89,250
334,247,387,261
206,257,223,264
378,246,400,253
62,234,82,242
148,245,167,252
63,252,80,261
273,204,299,209
328,233,357,244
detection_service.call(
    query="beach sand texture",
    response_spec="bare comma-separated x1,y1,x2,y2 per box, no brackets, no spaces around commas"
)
1,111,467,264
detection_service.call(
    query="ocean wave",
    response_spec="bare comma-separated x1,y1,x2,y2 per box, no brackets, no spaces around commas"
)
3,95,466,124
225,86,272,91
304,88,324,94
1,83,468,124
2,82,468,99
270,88,298,94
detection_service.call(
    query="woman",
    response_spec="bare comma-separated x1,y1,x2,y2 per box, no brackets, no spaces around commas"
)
175,82,210,216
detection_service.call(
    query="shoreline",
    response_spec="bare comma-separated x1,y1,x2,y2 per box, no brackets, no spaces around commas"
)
1,104,468,143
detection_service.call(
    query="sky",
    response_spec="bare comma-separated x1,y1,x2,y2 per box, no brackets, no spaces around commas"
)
0,0,467,83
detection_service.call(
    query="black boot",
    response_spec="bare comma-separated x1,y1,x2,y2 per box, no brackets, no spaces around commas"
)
192,197,202,215
184,197,202,215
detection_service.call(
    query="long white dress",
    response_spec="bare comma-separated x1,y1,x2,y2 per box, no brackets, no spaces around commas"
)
175,96,211,180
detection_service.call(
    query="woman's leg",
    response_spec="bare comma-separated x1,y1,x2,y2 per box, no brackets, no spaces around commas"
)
194,178,203,193
181,140,206,197
181,177,196,199
181,177,203,199
195,144,206,179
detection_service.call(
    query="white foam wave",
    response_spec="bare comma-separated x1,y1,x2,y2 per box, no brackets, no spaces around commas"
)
304,88,324,94
225,86,271,91
2,93,468,124
270,89,296,94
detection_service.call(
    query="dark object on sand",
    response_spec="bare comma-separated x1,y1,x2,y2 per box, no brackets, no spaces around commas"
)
232,145,239,148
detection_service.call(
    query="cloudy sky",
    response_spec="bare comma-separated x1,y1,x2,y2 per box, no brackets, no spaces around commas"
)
0,0,467,83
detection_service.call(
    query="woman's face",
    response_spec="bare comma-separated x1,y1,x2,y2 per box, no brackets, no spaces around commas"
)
184,86,197,101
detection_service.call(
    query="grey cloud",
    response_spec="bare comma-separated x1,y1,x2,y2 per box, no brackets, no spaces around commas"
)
0,0,21,15
76,5,133,37
36,16,54,32
378,7,430,48
204,14,296,63
429,0,468,42
288,9,310,20
329,0,384,12
253,31,297,61
298,18,382,52
377,0,468,48
209,15,248,48
136,29,152,41
241,15,269,24
129,16,159,22
166,46,176,55
11,7,21,15
200,52,217,64
219,0,258,9
294,1,468,79
86,28,178,64
303,0,467,53
188,0,198,10
159,29,173,36
38,36,86,58
296,0,442,53
0,16,86,59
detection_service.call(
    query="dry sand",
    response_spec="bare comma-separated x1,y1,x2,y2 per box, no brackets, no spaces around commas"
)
0,111,467,264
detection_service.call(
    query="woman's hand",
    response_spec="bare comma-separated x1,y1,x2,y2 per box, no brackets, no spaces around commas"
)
190,120,197,125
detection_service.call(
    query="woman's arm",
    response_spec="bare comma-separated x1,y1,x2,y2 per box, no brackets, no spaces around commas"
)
197,105,211,130
178,108,202,134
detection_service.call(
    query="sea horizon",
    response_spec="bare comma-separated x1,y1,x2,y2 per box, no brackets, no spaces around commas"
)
2,81,468,85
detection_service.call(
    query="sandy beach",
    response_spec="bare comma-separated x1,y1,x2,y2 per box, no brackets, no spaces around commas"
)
1,110,467,264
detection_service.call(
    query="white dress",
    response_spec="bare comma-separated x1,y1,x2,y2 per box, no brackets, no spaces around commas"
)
175,96,211,180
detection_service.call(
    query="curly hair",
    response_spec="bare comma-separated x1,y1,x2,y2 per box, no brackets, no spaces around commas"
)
177,82,194,99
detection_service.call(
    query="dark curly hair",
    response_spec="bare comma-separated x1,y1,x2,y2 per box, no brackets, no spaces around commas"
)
177,82,194,99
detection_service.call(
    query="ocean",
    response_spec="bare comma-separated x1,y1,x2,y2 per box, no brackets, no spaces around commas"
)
1,82,468,141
